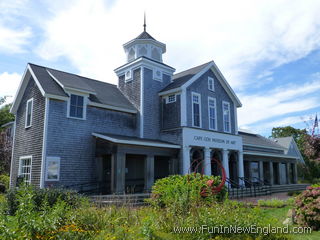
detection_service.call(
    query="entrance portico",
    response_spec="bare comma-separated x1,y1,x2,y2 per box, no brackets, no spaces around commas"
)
182,127,244,185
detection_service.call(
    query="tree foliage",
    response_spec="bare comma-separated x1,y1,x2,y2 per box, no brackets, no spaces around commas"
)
271,126,307,152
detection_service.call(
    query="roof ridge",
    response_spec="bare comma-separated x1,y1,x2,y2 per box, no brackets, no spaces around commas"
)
28,63,117,87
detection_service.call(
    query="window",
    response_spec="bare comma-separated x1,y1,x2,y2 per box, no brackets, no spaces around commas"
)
192,92,201,127
125,69,132,82
208,97,217,130
45,157,60,181
19,156,32,184
25,98,33,128
208,77,214,91
223,101,231,133
69,94,85,119
167,94,176,103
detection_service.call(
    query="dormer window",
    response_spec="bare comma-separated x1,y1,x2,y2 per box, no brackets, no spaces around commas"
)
68,94,85,119
208,77,214,91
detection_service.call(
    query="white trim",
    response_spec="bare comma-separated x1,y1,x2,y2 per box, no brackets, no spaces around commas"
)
124,69,132,82
208,76,214,91
159,88,182,96
18,155,33,184
191,92,201,128
234,104,238,134
93,133,181,149
140,67,144,138
244,151,297,159
25,98,33,128
44,94,69,101
208,97,217,130
45,156,61,181
180,90,187,126
67,93,87,120
88,101,137,114
40,98,49,188
9,120,16,188
222,101,231,133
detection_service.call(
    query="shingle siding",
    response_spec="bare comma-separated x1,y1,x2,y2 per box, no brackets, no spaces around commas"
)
186,69,236,134
161,94,181,130
11,77,45,187
45,99,137,187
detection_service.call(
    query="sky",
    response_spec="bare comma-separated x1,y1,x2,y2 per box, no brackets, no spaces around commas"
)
0,0,320,136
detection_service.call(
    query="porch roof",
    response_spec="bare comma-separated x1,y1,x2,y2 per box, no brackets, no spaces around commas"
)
92,133,181,149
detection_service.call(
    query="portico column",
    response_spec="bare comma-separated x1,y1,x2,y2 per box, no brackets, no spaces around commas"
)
238,151,244,186
204,147,211,175
277,162,281,184
182,146,191,174
259,161,264,183
222,149,230,180
115,152,125,193
145,155,154,191
293,163,298,184
269,161,274,185
286,163,291,184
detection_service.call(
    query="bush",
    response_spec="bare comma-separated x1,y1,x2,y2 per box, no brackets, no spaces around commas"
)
295,185,320,230
148,174,227,214
287,190,302,196
0,174,9,192
258,198,294,208
4,184,87,215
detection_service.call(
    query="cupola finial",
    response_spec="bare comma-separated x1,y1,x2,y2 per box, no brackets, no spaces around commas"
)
143,12,146,32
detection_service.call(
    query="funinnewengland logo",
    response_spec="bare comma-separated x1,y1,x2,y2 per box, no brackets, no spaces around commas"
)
173,225,312,235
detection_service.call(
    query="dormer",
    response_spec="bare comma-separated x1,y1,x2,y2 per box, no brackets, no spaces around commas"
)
123,30,166,63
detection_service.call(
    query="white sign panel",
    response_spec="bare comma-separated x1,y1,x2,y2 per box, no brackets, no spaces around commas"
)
183,127,242,150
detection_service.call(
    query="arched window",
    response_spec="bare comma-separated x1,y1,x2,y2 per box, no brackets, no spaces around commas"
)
139,46,147,57
151,48,160,61
128,48,135,62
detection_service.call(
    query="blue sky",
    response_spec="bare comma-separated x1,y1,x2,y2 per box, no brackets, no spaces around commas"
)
1,0,320,137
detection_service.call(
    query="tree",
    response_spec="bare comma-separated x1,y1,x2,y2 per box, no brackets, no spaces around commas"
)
0,131,12,174
270,126,320,183
0,97,15,128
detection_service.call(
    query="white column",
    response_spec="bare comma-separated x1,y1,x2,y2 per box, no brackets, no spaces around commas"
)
204,147,211,175
222,149,230,180
238,151,244,186
182,146,191,174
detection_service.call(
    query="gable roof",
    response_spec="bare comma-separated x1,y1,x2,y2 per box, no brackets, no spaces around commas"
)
239,131,285,150
161,61,211,92
159,61,242,107
11,63,137,114
274,137,304,163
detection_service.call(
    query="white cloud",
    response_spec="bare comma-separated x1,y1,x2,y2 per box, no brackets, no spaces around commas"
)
238,79,320,127
35,0,320,88
0,24,31,54
0,72,22,103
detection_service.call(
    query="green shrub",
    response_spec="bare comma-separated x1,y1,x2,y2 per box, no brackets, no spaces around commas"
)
4,184,87,215
295,185,320,230
287,190,302,196
0,174,9,192
148,174,227,214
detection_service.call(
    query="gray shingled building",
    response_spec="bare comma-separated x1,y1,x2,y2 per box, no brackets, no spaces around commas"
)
9,26,304,194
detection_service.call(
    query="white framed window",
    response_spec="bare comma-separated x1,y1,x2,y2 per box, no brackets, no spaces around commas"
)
208,97,217,130
192,92,201,127
208,77,214,91
223,101,231,133
125,69,132,82
19,156,32,184
153,68,163,81
167,94,176,103
68,94,86,120
45,157,60,181
25,98,33,128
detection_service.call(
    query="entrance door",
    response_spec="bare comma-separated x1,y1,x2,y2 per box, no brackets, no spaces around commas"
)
125,154,145,193
229,153,238,185
211,151,222,176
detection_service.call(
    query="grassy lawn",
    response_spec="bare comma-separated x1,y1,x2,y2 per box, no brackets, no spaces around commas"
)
262,206,320,240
